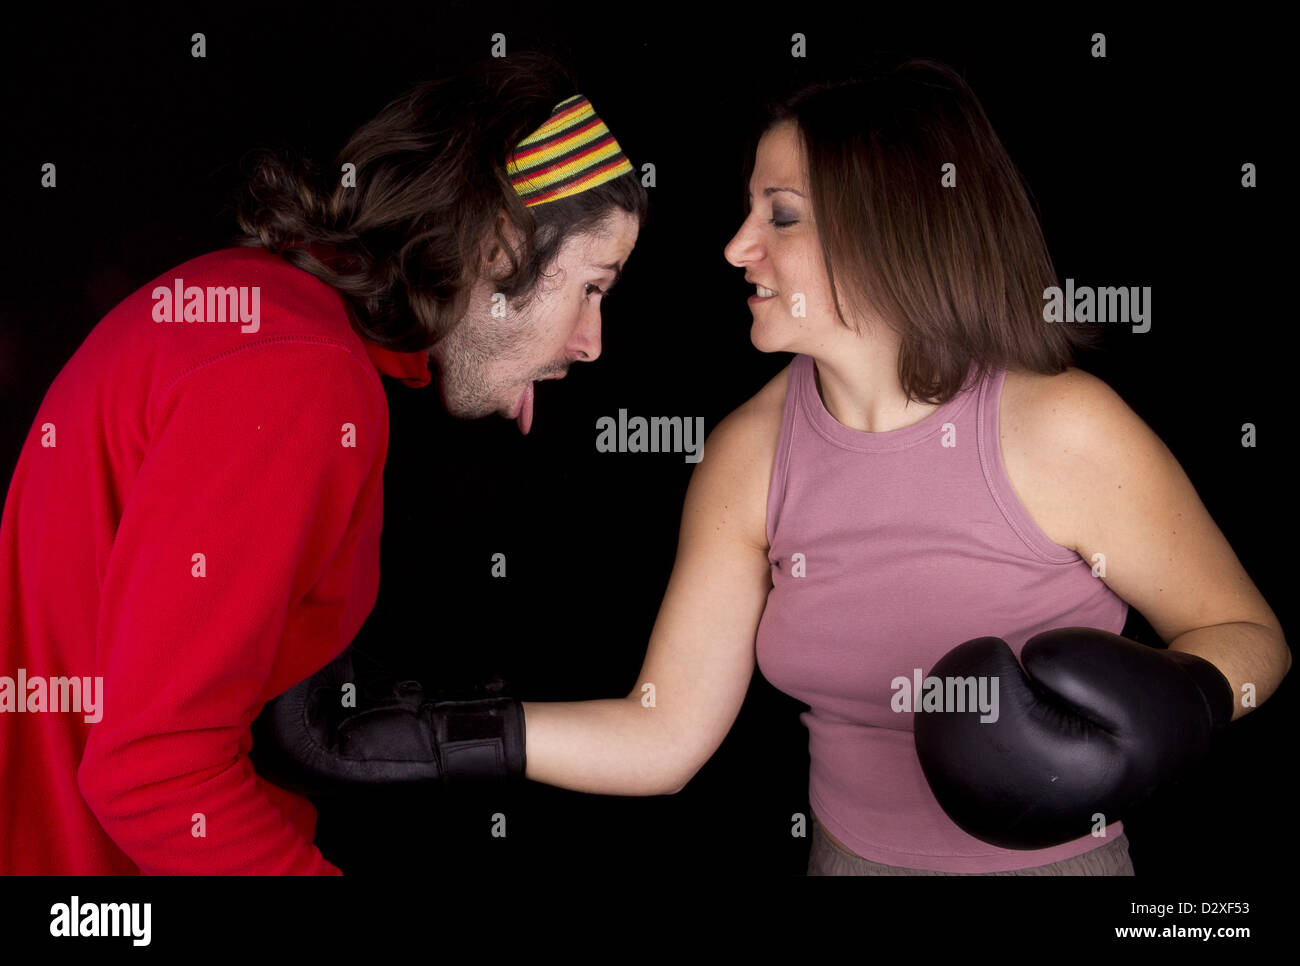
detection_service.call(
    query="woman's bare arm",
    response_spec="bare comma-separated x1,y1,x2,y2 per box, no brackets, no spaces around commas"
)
522,392,779,796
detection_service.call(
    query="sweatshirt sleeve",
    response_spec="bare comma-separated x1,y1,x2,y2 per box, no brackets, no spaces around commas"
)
77,340,387,874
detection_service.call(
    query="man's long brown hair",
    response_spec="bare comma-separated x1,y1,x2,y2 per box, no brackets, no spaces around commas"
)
232,52,648,351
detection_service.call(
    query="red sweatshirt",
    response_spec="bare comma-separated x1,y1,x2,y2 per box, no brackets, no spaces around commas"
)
0,246,430,874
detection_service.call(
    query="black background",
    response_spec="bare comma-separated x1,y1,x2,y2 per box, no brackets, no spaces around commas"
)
2,0,1292,914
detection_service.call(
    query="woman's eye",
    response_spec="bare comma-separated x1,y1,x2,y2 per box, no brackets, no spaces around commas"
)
769,218,798,228
585,283,606,298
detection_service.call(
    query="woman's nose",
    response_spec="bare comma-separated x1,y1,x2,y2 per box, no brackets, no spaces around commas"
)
724,218,760,267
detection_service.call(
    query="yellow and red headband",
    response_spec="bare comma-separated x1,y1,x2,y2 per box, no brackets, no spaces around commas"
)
506,94,634,207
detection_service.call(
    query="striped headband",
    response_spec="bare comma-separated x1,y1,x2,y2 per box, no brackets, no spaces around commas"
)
506,94,634,208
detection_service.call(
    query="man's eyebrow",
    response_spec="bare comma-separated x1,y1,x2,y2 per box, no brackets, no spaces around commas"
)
595,261,624,287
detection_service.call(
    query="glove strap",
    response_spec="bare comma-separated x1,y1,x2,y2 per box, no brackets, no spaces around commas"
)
429,697,527,781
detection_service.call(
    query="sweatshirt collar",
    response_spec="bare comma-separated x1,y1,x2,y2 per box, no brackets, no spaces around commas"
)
297,242,432,389
362,339,432,389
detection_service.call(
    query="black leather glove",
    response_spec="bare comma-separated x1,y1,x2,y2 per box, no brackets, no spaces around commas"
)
912,627,1233,850
256,647,526,788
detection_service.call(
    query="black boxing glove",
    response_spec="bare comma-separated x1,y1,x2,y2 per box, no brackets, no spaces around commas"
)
256,647,526,788
912,627,1234,850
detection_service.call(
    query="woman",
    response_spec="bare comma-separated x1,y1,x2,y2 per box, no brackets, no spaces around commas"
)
517,58,1289,874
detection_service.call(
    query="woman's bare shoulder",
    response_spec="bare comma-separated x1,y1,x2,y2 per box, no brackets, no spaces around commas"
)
714,361,790,456
696,362,791,552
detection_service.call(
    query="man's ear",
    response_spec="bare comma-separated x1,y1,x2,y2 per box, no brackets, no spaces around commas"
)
482,207,526,275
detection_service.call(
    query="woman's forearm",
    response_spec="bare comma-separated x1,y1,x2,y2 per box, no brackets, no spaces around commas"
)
521,696,685,796
1168,620,1291,721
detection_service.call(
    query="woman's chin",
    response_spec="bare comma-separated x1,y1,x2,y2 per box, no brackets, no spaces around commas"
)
749,322,792,355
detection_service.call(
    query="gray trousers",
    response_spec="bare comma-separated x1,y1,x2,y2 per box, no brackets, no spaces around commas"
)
808,815,1135,875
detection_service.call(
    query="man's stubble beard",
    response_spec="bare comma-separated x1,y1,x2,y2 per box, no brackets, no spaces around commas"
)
434,304,536,419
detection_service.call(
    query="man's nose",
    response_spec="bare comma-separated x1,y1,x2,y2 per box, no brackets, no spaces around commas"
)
568,308,602,363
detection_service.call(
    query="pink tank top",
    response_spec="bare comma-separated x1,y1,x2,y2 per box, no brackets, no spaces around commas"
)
755,353,1129,872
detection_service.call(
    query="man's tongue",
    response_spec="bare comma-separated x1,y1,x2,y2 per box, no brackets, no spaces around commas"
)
516,382,535,435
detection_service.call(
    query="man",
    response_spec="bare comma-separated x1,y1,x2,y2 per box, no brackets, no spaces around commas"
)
0,52,644,874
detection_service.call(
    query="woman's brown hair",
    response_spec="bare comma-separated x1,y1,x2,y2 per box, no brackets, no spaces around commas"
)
232,52,648,351
750,58,1102,404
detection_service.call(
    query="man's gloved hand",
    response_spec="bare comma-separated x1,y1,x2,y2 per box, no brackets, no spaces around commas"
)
256,648,526,788
912,627,1234,850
